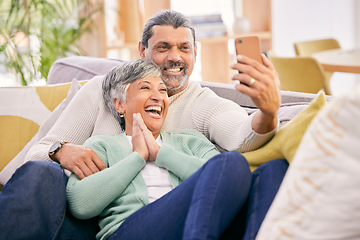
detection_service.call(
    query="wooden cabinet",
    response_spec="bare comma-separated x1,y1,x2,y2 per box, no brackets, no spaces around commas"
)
199,0,272,83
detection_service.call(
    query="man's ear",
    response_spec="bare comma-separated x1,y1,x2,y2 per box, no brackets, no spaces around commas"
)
138,41,146,59
194,42,198,59
113,98,125,114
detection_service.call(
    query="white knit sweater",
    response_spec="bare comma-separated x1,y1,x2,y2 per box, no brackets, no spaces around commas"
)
26,75,276,162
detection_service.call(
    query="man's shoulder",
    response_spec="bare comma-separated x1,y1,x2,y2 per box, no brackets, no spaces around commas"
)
187,81,219,98
81,75,105,89
72,75,105,101
188,81,240,107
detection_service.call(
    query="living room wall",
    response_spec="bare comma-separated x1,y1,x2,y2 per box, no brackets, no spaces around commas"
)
272,0,360,96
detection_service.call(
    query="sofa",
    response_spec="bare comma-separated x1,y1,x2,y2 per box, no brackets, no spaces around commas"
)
0,56,329,187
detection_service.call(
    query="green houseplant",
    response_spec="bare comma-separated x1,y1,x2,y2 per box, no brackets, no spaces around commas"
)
0,0,101,86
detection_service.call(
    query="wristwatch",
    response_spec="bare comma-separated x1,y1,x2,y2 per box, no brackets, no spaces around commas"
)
48,140,67,163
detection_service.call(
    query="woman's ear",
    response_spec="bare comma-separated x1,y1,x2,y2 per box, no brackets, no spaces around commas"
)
113,98,125,115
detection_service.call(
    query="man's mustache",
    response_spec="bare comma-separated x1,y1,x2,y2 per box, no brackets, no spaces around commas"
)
161,61,187,69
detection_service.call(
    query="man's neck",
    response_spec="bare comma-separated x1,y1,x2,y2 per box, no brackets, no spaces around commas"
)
167,83,189,97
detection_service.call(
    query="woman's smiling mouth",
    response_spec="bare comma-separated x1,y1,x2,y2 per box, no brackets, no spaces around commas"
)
144,105,163,118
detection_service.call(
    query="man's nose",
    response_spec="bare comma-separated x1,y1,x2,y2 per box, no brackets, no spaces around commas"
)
167,47,181,62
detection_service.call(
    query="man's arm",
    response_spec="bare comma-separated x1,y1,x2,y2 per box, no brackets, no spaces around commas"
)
231,54,280,135
25,76,121,179
51,143,106,179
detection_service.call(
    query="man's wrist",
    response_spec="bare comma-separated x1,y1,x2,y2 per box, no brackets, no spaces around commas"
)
48,140,68,163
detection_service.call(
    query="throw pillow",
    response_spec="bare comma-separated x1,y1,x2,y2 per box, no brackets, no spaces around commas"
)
0,79,83,185
256,83,360,239
242,92,327,171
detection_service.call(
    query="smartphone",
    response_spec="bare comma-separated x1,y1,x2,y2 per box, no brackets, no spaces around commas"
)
234,36,263,64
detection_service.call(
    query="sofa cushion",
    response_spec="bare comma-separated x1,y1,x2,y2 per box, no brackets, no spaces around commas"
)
47,56,124,85
0,79,84,185
242,92,327,171
256,83,360,239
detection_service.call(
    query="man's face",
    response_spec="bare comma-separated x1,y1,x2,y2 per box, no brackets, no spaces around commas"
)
139,25,197,96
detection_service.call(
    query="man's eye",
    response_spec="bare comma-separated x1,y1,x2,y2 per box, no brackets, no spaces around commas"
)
181,46,190,52
141,86,150,89
160,88,167,92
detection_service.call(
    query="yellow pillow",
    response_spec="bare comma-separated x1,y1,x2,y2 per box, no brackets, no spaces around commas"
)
242,92,327,171
0,82,73,172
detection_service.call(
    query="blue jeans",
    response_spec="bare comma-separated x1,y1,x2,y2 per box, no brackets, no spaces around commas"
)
243,159,289,240
108,151,251,240
0,154,288,240
0,161,98,240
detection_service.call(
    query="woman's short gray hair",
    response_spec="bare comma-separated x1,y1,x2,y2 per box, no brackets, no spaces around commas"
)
102,59,162,130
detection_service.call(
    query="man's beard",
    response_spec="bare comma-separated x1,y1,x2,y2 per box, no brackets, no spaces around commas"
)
160,61,189,93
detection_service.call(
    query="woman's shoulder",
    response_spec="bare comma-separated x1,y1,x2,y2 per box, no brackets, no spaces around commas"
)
84,133,126,145
161,129,208,140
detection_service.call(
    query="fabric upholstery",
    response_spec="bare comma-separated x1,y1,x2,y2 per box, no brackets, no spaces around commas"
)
47,56,124,85
0,79,83,185
256,82,360,240
242,92,327,171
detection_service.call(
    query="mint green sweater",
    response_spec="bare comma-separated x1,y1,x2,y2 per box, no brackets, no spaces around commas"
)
66,129,220,240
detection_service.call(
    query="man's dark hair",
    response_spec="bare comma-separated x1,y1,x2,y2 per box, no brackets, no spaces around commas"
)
141,10,196,48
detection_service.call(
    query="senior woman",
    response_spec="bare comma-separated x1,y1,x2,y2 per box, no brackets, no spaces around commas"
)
66,59,252,240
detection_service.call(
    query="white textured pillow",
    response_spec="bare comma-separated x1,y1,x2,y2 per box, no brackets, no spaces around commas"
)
256,83,360,240
0,78,82,185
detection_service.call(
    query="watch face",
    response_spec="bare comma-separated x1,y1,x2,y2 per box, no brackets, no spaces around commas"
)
49,141,62,154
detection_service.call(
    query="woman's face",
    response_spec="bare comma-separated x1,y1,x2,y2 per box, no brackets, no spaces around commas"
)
114,76,169,137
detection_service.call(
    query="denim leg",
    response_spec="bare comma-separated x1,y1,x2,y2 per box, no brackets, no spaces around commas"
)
183,152,251,240
56,206,99,240
0,161,68,240
243,159,289,240
0,161,99,240
109,151,252,240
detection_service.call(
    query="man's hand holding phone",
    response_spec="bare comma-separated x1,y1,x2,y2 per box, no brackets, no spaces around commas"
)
230,35,281,135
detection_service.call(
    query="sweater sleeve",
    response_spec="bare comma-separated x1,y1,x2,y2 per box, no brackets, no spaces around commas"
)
155,130,220,180
66,136,146,219
164,83,278,153
191,87,278,152
25,76,122,162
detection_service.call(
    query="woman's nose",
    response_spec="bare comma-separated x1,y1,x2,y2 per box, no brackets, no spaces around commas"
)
151,90,163,101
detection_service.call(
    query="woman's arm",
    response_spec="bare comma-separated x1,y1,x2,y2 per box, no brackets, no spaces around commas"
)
156,130,220,180
66,137,146,219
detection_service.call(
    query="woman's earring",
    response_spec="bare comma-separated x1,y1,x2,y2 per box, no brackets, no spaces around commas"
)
119,113,125,118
